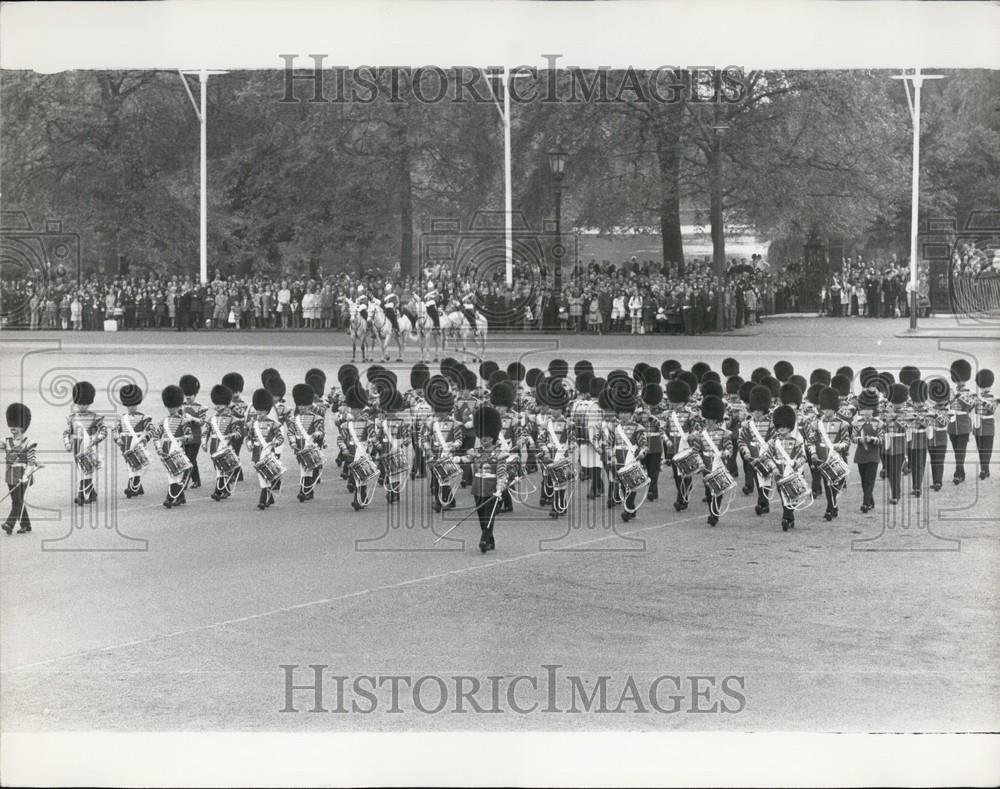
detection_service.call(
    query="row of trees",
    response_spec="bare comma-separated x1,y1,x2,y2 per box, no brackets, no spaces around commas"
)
2,68,998,280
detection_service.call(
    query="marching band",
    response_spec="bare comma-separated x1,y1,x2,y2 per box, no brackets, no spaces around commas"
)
3,357,996,552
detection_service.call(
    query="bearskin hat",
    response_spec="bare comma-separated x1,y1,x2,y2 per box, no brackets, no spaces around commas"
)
6,402,31,431
574,359,594,378
507,361,526,383
305,368,326,386
857,389,880,411
701,371,721,384
899,366,921,386
927,377,952,405
473,405,502,441
410,363,430,392
606,368,630,385
369,368,396,398
976,369,995,389
661,359,682,379
773,361,794,382
819,386,840,412
385,389,405,413
261,368,279,385
666,379,691,404
739,381,754,405
836,366,854,381
691,361,710,381
461,367,479,392
72,381,96,406
763,376,781,399
210,384,233,406
780,382,803,406
858,367,879,389
789,375,808,396
119,383,143,408
525,367,544,388
292,383,314,407
810,368,831,387
721,357,740,378
597,386,614,413
338,363,359,384
490,381,515,409
889,383,909,405
251,387,274,413
805,382,824,407
878,370,896,389
439,357,459,375
479,360,499,381
305,371,325,397
377,381,399,411
725,375,744,396
750,366,770,384
548,358,569,380
749,385,772,412
676,370,698,392
590,376,606,398
537,376,572,410
772,404,796,430
642,366,662,386
642,382,663,407
221,372,244,394
576,371,594,395
633,362,650,381
909,380,929,403
831,374,852,398
264,376,286,400
344,383,369,411
487,369,509,389
950,359,972,384
700,395,725,422
423,374,455,412
700,380,724,400
162,384,184,410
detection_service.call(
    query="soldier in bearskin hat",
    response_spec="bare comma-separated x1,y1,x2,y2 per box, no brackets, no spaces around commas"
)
973,368,995,479
536,376,576,518
288,383,327,502
881,383,910,503
948,359,974,484
178,374,207,489
203,384,244,501
804,386,850,520
768,404,809,532
406,362,432,480
4,402,37,535
906,379,933,496
246,387,285,509
604,373,647,522
853,389,883,512
150,384,195,508
374,385,410,504
62,380,108,506
688,395,734,527
222,372,249,482
663,378,697,511
462,404,509,553
926,376,953,491
336,380,376,510
738,384,776,516
420,374,462,512
489,380,521,514
304,368,328,486
113,383,151,499
637,379,667,503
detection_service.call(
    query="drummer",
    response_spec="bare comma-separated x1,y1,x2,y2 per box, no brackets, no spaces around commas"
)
222,372,249,484
202,383,244,502
113,383,151,499
247,387,285,510
738,385,776,517
421,374,462,513
768,404,809,532
62,381,107,507
375,386,410,504
688,395,734,527
337,381,376,511
607,374,646,523
804,386,851,521
490,380,520,514
537,376,576,519
285,383,324,503
150,384,194,509
663,379,696,512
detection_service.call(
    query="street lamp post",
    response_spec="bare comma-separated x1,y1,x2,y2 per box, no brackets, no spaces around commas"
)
546,150,567,331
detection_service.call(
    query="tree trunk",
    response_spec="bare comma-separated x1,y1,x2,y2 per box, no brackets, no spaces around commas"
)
709,141,726,280
394,103,414,278
654,110,684,275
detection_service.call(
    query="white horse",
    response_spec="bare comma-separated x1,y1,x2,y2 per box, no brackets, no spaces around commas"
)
367,302,417,362
441,300,488,361
412,300,443,362
344,298,369,362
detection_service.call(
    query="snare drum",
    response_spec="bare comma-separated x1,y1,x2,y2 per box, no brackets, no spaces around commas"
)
673,448,704,477
506,455,526,481
295,444,324,472
383,449,410,477
617,460,650,494
753,448,778,477
818,453,849,487
122,443,150,472
211,445,241,474
162,447,192,477
429,457,462,487
76,447,101,474
548,458,576,487
349,455,380,486
255,453,286,486
704,465,736,497
777,472,811,509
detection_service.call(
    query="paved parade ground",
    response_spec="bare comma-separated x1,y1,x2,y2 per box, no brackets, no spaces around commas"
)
1,318,998,733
